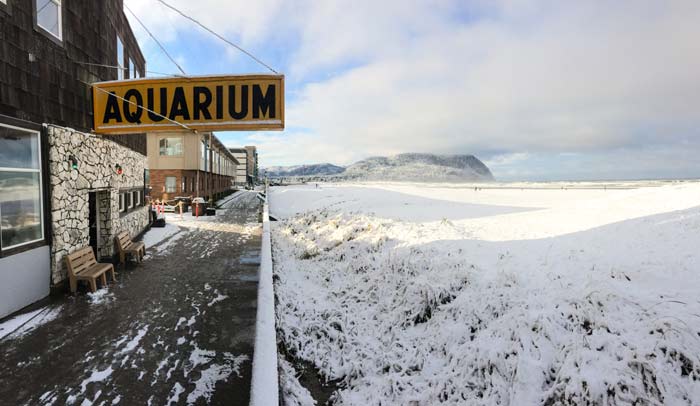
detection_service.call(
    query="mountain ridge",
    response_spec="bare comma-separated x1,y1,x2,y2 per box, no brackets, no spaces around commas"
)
261,163,344,178
261,153,494,182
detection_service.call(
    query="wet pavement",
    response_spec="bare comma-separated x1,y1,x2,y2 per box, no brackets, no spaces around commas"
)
0,191,262,406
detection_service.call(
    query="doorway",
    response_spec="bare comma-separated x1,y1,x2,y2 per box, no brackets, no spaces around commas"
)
88,192,99,257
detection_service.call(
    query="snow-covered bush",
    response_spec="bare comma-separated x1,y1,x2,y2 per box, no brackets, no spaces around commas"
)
274,207,700,405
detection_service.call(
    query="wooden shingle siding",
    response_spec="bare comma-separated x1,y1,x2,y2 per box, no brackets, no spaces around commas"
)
0,0,146,155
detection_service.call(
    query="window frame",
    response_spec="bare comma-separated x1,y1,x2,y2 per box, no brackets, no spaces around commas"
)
118,188,144,217
35,0,63,42
165,176,177,194
159,137,184,157
0,123,45,252
117,35,124,80
200,141,207,171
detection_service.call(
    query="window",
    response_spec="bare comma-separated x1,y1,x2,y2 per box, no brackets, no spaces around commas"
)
200,141,207,171
159,137,183,156
36,0,62,41
181,177,186,194
119,190,142,215
0,125,44,250
117,36,124,80
165,177,176,193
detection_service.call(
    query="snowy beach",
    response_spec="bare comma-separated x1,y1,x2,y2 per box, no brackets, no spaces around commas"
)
270,181,700,405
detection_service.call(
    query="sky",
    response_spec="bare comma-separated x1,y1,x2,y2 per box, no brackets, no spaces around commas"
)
124,0,700,181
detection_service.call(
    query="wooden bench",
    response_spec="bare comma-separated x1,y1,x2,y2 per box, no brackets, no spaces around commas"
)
65,247,116,293
116,230,146,268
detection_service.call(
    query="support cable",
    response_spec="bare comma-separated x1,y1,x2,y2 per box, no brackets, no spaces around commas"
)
155,0,279,74
124,3,187,76
83,79,197,134
72,61,184,78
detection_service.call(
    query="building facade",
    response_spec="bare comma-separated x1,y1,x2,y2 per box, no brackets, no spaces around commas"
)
229,146,258,187
0,0,148,317
146,132,238,202
229,148,248,186
245,145,259,185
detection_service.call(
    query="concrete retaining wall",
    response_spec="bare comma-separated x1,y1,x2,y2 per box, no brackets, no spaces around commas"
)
250,186,279,406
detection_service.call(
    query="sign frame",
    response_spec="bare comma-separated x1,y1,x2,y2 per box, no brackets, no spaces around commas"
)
92,74,284,134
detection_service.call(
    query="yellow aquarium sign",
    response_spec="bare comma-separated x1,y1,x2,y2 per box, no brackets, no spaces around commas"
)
92,74,284,134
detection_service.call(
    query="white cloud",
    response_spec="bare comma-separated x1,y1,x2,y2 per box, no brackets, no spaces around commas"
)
485,153,531,168
126,0,700,179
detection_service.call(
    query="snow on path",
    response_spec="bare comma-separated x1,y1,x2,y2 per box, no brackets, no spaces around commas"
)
142,223,181,249
79,366,114,394
165,383,185,405
0,306,62,341
117,325,149,355
206,290,228,307
57,279,251,404
186,353,249,404
271,182,700,405
87,288,114,305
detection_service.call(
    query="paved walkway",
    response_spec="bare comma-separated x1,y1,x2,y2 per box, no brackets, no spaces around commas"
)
0,191,262,405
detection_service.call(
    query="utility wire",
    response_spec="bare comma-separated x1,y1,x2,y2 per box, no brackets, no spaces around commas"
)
73,61,184,77
124,3,187,76
155,0,279,74
83,79,197,133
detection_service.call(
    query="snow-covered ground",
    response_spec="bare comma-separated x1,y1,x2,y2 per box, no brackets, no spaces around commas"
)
270,181,700,405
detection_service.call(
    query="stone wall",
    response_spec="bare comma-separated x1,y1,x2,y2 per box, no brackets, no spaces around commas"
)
47,125,149,285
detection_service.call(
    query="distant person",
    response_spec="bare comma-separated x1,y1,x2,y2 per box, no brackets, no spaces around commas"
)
150,200,158,223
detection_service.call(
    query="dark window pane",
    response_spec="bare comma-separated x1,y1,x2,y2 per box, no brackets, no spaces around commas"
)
0,127,40,169
0,172,43,248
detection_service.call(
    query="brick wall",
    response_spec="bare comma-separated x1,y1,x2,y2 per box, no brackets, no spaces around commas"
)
150,169,233,201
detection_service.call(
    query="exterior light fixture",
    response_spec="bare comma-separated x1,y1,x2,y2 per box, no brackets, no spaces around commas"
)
115,164,123,175
69,155,78,170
